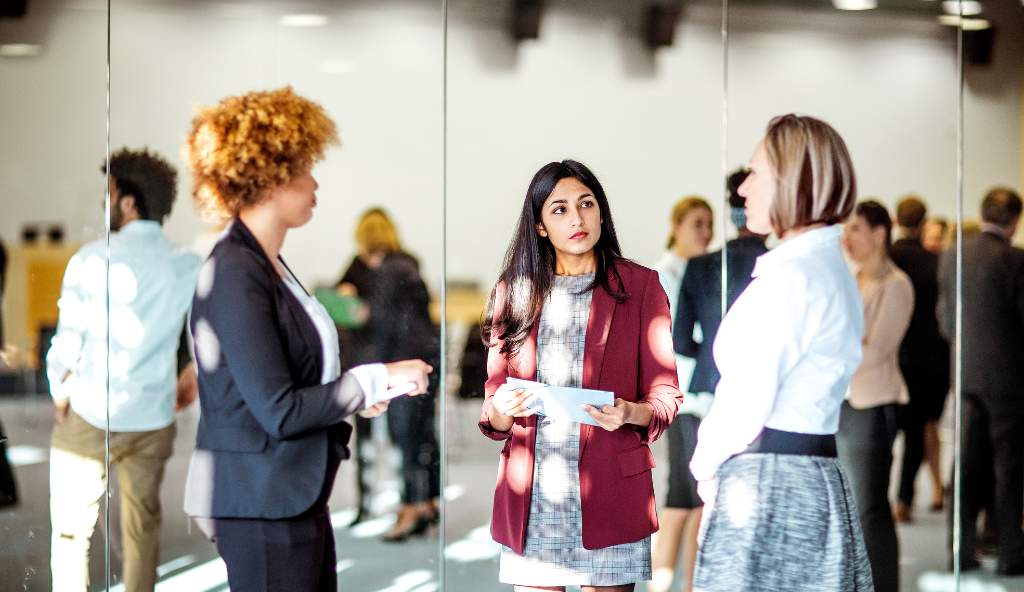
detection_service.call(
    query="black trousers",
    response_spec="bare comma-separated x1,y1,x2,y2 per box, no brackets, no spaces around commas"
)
387,392,440,504
213,508,336,592
896,403,927,506
956,394,1024,565
837,402,900,592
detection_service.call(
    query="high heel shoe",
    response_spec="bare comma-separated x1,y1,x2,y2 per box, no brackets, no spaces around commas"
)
382,504,435,543
381,513,432,543
893,502,913,524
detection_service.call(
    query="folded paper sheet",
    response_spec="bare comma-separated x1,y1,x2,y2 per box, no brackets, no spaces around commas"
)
505,377,614,427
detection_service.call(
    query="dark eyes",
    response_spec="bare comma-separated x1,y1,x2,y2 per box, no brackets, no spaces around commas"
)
551,199,595,215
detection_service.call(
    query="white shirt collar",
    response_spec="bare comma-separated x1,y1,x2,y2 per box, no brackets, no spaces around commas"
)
752,225,841,278
116,220,162,236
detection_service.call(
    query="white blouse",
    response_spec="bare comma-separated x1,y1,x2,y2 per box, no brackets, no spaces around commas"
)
282,271,388,408
689,225,864,482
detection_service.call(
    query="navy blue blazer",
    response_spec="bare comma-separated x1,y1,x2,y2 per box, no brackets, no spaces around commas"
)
673,236,768,394
184,220,368,520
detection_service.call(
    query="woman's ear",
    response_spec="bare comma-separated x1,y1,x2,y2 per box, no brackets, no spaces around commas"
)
873,226,888,247
536,223,548,238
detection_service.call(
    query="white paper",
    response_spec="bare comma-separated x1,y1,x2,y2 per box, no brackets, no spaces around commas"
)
505,377,615,426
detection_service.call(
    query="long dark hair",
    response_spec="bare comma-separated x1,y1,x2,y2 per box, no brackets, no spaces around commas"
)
482,159,628,358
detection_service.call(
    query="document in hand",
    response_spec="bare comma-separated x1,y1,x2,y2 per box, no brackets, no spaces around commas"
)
505,377,614,427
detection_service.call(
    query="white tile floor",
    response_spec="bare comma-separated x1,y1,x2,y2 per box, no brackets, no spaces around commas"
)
2,395,1024,591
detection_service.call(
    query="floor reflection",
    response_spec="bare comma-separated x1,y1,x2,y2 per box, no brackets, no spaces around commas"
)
3,394,1024,591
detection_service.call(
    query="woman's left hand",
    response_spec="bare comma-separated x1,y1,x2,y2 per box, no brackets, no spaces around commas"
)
583,398,634,431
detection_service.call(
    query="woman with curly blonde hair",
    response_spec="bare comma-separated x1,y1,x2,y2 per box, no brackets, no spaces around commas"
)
182,87,432,592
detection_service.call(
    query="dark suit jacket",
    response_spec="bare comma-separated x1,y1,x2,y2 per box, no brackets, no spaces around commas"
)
891,238,949,400
674,236,767,394
938,231,1024,405
184,220,368,520
479,260,682,553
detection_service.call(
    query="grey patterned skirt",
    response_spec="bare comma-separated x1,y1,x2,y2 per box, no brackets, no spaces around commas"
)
694,453,874,592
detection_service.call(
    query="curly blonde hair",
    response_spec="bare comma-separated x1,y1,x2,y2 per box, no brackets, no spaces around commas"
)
185,87,339,221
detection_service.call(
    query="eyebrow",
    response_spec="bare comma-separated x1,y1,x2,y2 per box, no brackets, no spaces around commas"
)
549,193,594,206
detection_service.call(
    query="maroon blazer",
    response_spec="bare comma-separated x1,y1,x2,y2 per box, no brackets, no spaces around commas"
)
479,259,682,553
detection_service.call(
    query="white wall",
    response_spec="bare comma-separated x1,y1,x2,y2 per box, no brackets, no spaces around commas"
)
1,0,1020,294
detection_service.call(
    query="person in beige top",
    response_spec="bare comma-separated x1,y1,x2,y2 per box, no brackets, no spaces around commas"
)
837,200,913,592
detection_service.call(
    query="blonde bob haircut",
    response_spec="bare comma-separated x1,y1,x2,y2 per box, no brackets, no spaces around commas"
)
666,195,713,249
186,87,339,221
764,114,857,236
355,208,402,256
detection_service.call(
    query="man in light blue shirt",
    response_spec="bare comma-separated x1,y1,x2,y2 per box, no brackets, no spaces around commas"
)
47,148,201,592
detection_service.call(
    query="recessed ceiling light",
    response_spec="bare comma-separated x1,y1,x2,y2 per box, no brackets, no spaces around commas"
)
937,14,992,29
942,1,984,15
0,44,42,57
279,14,329,27
833,0,877,9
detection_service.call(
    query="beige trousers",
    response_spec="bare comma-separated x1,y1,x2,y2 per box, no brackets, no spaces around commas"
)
49,409,175,592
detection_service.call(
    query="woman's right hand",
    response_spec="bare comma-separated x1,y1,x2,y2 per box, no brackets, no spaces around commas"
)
491,384,538,419
383,359,433,400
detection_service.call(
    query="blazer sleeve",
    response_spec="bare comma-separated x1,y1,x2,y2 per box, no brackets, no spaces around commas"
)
195,251,368,440
637,269,683,444
478,282,513,441
674,262,701,359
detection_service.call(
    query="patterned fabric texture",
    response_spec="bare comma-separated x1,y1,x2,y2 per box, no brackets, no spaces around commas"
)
694,453,875,592
499,273,652,586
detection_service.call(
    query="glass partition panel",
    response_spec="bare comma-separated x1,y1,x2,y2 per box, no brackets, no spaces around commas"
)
957,1,1024,588
0,0,110,590
107,1,444,590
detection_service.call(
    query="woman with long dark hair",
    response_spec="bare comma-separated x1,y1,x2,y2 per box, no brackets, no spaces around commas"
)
479,159,682,591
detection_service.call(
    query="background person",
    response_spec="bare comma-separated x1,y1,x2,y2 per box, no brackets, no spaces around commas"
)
839,199,914,592
651,195,712,592
47,148,201,592
889,196,948,522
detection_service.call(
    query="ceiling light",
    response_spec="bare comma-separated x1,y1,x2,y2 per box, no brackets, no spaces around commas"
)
937,14,992,29
278,14,329,27
0,44,41,57
941,1,983,15
833,0,877,9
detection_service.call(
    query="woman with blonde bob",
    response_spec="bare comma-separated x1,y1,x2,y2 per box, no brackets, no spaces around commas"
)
689,115,874,591
182,87,432,591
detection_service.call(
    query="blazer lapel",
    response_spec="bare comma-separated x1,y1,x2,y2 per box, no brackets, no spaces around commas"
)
580,278,617,456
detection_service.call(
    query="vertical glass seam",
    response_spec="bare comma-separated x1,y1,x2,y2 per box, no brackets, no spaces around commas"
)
720,0,729,320
104,0,112,589
439,0,449,588
952,1,965,588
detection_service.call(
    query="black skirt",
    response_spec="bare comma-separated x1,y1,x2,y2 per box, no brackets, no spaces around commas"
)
666,413,702,509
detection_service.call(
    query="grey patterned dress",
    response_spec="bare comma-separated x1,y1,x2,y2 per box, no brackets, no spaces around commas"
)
498,273,652,587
